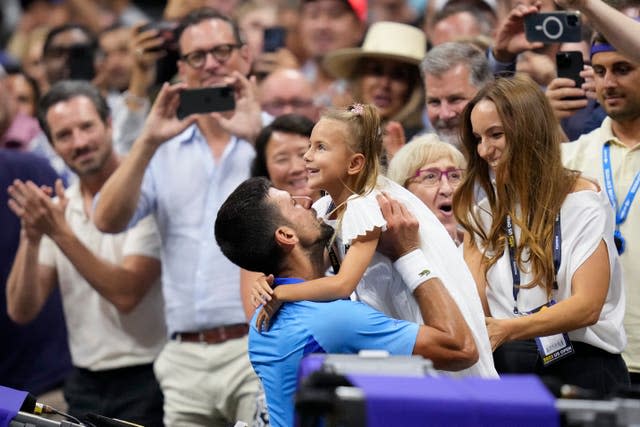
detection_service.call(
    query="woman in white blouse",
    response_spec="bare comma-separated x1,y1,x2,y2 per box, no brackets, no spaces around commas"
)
453,74,629,395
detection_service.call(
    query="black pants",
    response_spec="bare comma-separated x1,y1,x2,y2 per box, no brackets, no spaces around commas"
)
493,340,630,397
64,363,164,427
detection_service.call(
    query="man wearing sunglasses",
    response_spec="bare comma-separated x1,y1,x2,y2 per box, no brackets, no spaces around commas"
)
94,8,262,427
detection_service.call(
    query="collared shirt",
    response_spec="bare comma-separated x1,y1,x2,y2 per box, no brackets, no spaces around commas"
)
128,125,256,334
40,182,166,370
562,117,640,369
249,283,418,427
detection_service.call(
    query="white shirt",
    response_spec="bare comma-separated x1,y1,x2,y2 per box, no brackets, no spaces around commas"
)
39,182,166,370
475,189,626,353
314,176,498,378
562,117,640,369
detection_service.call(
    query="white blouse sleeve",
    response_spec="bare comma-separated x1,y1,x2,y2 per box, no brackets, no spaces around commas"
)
563,190,613,279
341,191,387,245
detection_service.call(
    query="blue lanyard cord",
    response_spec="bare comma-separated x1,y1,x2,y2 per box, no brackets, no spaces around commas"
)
603,142,640,226
505,214,561,314
602,142,640,254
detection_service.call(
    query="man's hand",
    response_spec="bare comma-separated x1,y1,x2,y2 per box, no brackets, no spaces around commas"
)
545,77,589,118
376,192,419,261
211,71,262,142
492,3,544,63
138,82,198,149
7,179,71,243
127,23,167,103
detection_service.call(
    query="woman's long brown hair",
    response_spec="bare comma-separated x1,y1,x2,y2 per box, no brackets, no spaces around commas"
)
453,74,579,296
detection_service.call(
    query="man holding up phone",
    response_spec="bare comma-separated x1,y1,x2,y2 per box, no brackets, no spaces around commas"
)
94,8,262,426
561,26,640,386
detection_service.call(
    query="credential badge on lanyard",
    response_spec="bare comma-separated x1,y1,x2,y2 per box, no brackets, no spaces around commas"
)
505,214,573,365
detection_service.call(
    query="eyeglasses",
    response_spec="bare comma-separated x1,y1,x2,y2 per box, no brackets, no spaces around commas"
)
411,168,464,187
263,98,315,113
180,44,241,68
291,196,313,209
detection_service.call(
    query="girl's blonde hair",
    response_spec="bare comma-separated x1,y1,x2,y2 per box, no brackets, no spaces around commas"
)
322,103,383,196
387,133,466,187
453,74,579,296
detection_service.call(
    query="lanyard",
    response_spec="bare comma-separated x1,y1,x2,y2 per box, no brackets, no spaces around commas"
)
602,142,640,254
505,214,561,314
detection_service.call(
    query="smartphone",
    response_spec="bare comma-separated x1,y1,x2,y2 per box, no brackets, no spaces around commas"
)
68,44,96,81
138,21,179,52
177,86,236,119
556,51,585,88
263,26,287,53
524,12,582,43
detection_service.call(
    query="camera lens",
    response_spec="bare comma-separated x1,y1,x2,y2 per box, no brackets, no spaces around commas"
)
557,54,570,66
542,16,563,40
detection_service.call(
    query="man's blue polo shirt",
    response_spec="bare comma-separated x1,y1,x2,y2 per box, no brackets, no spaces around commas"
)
248,278,419,427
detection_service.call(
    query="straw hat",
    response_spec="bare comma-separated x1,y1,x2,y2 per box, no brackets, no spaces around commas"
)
323,21,427,80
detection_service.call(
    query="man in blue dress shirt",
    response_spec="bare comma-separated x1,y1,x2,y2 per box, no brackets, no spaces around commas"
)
93,8,263,426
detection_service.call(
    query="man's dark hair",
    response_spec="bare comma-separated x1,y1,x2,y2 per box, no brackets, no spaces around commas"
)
175,7,245,52
43,24,97,55
432,0,497,36
251,114,315,178
215,177,287,274
38,80,110,142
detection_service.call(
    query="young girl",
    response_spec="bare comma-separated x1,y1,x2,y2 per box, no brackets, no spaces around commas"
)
255,103,497,378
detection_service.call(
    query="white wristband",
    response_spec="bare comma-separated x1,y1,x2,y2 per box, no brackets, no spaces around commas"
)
393,249,439,293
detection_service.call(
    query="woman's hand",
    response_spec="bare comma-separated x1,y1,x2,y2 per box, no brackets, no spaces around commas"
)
485,316,514,351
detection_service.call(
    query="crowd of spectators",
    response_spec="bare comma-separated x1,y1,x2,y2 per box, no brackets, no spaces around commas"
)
1,0,639,425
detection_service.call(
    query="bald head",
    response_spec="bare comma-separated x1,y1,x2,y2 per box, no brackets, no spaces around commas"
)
259,68,319,121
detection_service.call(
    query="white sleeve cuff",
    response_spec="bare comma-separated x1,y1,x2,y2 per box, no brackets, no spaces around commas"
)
393,249,439,293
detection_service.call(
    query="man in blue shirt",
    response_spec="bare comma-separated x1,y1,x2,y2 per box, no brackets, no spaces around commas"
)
215,177,478,427
93,8,263,426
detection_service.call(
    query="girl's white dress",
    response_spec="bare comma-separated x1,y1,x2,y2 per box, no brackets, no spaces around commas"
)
313,175,498,378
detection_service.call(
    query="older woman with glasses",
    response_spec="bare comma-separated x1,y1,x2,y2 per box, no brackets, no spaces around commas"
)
387,133,466,245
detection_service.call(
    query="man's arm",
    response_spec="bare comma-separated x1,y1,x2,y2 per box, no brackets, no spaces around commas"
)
94,82,197,233
376,193,478,371
556,0,640,63
6,232,57,324
412,275,479,371
8,179,161,315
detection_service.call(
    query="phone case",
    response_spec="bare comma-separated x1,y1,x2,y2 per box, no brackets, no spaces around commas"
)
556,51,585,89
263,27,287,53
177,86,235,119
524,12,582,43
